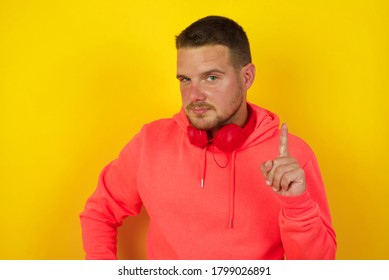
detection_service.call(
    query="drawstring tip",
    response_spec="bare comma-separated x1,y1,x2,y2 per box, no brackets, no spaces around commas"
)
229,218,233,229
200,179,204,188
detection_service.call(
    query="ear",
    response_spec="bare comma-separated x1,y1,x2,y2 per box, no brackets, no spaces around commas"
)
240,63,256,90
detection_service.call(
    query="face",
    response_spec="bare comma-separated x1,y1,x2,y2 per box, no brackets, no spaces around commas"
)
177,45,255,134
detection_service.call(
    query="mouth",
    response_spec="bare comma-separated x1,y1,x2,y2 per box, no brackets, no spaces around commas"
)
187,103,214,116
192,107,210,115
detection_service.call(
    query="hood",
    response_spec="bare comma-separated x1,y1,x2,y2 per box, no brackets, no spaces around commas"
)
173,102,280,228
173,102,280,149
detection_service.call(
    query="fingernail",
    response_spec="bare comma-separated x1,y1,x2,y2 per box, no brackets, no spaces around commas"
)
266,180,271,186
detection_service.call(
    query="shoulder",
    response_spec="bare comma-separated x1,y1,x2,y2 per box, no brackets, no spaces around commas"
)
141,117,181,136
287,132,316,166
133,117,184,146
288,133,312,153
118,117,180,157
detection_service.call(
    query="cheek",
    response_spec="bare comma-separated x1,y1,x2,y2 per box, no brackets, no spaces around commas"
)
179,87,189,101
214,81,238,100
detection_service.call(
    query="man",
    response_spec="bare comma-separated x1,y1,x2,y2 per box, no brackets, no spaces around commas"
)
80,15,336,259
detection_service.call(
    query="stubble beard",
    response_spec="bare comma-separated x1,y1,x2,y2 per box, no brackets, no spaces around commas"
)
186,92,245,132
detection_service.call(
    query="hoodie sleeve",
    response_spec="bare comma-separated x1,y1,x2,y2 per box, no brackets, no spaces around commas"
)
277,152,337,259
79,133,143,260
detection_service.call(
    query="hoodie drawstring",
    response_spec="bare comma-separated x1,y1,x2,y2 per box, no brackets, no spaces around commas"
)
200,146,237,229
200,146,207,188
229,151,237,228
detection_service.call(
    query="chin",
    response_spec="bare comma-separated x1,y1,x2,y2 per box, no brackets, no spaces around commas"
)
189,117,217,131
190,122,213,131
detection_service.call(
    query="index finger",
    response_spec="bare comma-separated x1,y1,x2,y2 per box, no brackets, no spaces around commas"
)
279,123,289,157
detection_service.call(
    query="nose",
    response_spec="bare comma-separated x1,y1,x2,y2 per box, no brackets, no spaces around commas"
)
188,81,206,102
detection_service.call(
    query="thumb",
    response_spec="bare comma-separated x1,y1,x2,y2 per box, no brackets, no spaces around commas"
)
260,160,273,177
264,160,273,172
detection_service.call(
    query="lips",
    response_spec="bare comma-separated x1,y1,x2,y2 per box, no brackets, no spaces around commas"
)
187,103,214,115
192,107,210,115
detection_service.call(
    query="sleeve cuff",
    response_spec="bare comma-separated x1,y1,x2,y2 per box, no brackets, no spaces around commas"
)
278,191,317,218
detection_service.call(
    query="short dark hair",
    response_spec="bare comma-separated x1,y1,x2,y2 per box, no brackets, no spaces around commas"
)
176,16,252,68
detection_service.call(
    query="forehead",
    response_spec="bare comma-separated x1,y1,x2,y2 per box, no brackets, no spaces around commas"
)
177,45,234,73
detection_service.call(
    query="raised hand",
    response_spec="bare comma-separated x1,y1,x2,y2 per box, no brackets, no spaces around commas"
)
260,123,306,196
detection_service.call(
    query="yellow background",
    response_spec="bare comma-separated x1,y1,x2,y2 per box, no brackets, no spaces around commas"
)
0,0,388,259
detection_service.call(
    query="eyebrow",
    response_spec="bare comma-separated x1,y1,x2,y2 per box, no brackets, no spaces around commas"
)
176,69,226,79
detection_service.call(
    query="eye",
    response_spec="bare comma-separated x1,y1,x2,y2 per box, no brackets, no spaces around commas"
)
206,75,217,81
178,77,190,83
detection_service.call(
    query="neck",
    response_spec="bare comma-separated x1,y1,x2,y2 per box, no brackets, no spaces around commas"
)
210,102,249,137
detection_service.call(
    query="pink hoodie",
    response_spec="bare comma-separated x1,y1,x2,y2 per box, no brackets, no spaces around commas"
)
80,103,336,259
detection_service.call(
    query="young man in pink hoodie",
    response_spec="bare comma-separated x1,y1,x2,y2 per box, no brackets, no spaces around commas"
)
80,16,336,259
